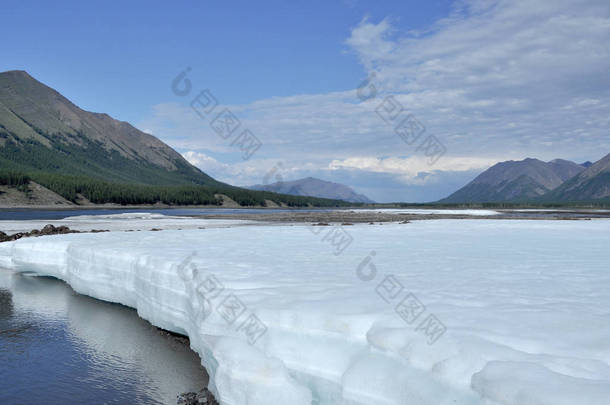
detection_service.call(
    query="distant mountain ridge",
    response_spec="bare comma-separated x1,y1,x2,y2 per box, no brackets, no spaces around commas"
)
440,155,610,203
543,154,610,201
249,177,374,203
0,70,219,186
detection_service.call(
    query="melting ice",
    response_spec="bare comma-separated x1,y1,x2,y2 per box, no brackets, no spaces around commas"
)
0,219,609,404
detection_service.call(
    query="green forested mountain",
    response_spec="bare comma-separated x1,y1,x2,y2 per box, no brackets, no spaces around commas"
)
0,70,219,186
0,70,352,207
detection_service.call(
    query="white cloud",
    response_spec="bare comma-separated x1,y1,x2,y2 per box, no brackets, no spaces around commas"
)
182,151,228,172
142,0,610,201
345,18,395,70
345,0,610,158
328,156,498,185
182,151,309,186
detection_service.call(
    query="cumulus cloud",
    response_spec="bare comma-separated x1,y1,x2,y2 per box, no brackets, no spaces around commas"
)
182,151,323,187
141,0,610,202
182,151,228,173
328,156,499,185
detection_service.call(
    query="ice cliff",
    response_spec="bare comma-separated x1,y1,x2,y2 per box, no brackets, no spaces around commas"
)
0,219,609,404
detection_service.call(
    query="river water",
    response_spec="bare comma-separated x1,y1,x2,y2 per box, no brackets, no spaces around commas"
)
0,269,207,405
0,207,332,221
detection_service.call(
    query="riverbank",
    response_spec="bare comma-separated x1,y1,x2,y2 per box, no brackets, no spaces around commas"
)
191,209,609,223
2,206,609,225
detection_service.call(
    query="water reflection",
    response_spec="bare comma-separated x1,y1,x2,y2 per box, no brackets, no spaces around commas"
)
0,269,207,405
0,288,13,317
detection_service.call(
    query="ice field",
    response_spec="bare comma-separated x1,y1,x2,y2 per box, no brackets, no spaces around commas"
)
0,219,609,404
0,212,256,234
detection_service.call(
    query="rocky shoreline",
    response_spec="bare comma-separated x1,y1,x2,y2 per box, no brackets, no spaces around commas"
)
0,224,109,242
177,388,219,405
155,328,219,405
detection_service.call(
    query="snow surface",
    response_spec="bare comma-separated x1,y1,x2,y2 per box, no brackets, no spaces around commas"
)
0,213,256,234
511,209,610,212
1,219,609,404
352,209,500,216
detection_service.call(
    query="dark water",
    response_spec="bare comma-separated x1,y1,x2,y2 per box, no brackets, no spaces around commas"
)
0,270,207,405
0,207,607,222
497,210,610,219
0,207,332,221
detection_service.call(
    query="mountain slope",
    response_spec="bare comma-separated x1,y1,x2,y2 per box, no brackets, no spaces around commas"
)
0,70,355,208
249,177,374,203
0,70,219,186
440,158,586,203
542,153,610,201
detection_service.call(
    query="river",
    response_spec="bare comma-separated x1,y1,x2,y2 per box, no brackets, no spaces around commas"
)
0,269,207,404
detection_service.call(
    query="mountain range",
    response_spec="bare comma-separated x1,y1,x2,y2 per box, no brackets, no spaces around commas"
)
249,177,374,203
0,70,351,207
441,154,610,203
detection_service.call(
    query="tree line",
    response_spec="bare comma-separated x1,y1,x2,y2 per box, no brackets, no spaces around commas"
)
0,170,353,207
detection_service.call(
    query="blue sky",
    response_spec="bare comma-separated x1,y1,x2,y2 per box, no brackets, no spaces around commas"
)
2,0,452,119
3,0,610,202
